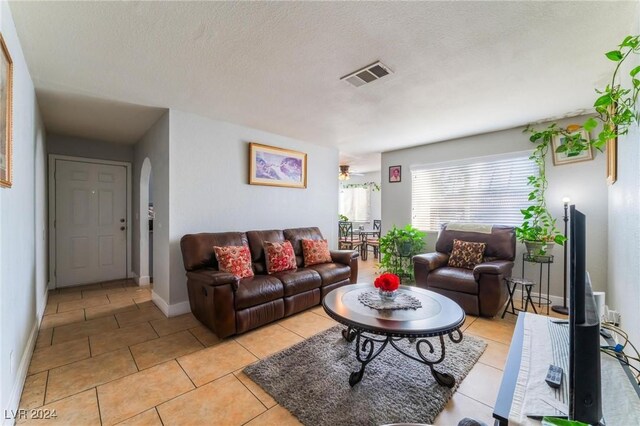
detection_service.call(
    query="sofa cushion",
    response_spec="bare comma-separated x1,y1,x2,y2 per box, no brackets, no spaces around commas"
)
302,239,332,267
264,241,297,274
213,245,254,278
235,275,284,310
272,268,322,296
308,262,351,286
427,267,479,295
283,227,324,268
448,239,486,270
247,230,285,274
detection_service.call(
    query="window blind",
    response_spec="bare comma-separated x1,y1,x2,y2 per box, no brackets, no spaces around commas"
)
411,154,537,231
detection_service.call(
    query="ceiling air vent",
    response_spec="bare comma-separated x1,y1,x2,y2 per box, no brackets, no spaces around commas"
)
341,61,393,87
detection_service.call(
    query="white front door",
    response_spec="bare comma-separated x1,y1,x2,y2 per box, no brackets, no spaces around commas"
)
55,159,127,287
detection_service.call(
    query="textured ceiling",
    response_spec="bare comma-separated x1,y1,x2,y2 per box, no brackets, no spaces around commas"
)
10,1,639,171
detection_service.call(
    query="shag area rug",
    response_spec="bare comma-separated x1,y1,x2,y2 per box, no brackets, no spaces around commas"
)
244,325,487,426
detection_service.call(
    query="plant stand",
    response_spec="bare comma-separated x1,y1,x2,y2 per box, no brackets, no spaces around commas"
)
522,253,553,315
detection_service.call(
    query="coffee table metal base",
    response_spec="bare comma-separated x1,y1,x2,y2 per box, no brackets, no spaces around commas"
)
342,326,463,388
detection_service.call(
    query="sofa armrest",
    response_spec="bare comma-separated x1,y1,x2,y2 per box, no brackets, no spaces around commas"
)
472,260,514,280
186,269,240,291
413,252,449,271
330,250,359,266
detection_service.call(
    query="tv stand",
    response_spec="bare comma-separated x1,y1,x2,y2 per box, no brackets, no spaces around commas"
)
493,313,640,425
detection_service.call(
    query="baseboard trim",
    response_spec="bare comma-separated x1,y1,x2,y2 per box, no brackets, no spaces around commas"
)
151,292,190,318
4,289,48,426
135,275,151,286
167,301,191,317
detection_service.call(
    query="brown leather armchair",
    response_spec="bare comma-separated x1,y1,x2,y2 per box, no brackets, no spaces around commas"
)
413,225,515,317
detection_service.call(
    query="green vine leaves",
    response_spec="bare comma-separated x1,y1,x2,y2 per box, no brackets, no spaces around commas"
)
531,35,640,157
341,181,381,191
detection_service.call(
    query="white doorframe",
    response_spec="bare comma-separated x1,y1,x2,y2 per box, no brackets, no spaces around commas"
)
48,154,133,289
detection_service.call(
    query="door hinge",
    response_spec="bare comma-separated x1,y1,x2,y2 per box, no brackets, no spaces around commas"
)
54,219,56,228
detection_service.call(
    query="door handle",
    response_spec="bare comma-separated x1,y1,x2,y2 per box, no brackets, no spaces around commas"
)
120,218,126,223
120,226,126,231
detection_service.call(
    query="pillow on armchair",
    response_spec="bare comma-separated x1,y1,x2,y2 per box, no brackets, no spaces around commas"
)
447,239,486,269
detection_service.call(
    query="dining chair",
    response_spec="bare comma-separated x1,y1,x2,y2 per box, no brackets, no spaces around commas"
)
338,222,364,255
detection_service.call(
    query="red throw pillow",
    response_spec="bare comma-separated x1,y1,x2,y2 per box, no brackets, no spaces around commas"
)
264,241,297,274
302,239,332,267
213,245,254,278
447,239,487,270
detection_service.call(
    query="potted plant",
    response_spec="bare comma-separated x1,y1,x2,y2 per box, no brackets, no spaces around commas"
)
378,224,426,280
516,126,567,256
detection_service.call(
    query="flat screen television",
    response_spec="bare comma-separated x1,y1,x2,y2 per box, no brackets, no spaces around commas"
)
569,205,602,423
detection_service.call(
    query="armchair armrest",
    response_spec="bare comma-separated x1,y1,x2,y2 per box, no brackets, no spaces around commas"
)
413,252,449,271
473,260,514,280
413,252,449,288
330,250,359,266
186,269,240,291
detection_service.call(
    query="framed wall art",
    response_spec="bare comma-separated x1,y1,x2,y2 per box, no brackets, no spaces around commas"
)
0,33,13,188
551,130,593,166
249,142,307,188
389,165,401,183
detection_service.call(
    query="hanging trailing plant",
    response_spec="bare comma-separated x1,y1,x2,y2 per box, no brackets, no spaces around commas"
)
526,35,640,156
517,35,640,255
516,126,567,255
341,181,381,191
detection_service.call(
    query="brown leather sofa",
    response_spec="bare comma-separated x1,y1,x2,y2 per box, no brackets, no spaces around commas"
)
180,227,358,338
413,225,515,317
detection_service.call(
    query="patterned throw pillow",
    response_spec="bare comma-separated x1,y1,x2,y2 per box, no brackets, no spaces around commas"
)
447,239,487,270
301,239,332,267
264,241,297,274
213,245,254,279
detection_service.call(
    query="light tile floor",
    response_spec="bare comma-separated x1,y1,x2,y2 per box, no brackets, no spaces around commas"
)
18,259,563,425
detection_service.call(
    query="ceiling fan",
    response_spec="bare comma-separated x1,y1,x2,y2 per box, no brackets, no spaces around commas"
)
338,165,364,181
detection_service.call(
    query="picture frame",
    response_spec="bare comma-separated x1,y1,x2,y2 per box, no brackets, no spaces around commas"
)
249,142,307,188
389,165,401,183
551,130,593,166
0,33,13,188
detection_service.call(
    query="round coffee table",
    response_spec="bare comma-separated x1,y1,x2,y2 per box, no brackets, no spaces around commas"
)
323,283,465,388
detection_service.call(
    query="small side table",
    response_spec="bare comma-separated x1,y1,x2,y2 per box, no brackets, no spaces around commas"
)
522,253,553,315
502,277,537,318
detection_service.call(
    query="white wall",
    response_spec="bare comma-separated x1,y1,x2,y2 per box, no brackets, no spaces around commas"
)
340,171,382,225
0,2,47,420
132,112,171,306
47,133,133,163
382,115,608,299
167,110,339,308
608,8,640,348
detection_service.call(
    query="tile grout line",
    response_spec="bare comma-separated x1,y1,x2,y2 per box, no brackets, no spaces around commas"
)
155,407,165,426
127,345,141,372
233,370,271,411
93,387,104,426
175,358,198,389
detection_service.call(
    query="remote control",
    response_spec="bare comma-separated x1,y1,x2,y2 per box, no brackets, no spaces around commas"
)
545,364,563,389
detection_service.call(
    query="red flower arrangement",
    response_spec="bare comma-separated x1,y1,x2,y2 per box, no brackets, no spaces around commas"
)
374,273,400,292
